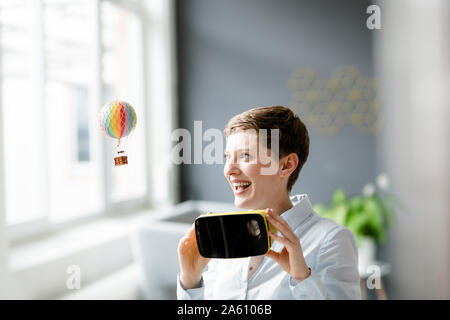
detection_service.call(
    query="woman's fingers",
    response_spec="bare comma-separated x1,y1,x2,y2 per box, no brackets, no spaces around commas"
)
265,249,281,263
179,225,198,252
268,230,290,247
266,210,296,243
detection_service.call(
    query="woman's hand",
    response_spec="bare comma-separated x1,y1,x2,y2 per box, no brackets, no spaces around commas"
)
177,217,211,289
265,208,311,283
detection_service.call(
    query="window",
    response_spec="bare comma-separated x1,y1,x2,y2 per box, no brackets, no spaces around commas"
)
0,0,148,229
101,1,147,203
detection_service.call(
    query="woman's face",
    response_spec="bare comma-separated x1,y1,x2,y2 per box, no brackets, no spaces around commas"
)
224,130,284,209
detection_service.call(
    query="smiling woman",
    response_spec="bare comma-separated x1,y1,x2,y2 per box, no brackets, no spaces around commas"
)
222,106,308,210
177,106,361,300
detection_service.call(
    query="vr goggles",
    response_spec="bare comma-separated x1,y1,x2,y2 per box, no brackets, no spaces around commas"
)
194,210,277,259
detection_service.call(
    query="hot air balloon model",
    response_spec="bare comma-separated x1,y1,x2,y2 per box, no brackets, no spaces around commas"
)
98,100,137,166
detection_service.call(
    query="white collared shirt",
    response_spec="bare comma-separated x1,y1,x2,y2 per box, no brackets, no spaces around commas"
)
177,194,361,300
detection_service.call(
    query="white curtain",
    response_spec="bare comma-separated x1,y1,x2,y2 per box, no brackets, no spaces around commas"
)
0,162,7,299
375,0,450,299
0,14,8,297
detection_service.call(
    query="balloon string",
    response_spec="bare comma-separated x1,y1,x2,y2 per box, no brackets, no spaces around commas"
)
117,139,122,155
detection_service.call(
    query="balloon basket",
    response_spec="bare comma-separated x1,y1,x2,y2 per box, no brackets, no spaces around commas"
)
114,151,128,166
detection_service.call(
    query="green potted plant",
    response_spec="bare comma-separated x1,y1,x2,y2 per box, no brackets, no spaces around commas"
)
313,174,400,274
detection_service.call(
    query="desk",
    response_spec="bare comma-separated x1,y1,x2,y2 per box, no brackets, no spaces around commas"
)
359,261,390,300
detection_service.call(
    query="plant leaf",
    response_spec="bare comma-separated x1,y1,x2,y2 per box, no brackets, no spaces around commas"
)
313,204,328,216
332,188,346,205
334,203,348,226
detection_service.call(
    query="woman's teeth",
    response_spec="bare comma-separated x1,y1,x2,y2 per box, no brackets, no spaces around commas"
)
233,182,251,191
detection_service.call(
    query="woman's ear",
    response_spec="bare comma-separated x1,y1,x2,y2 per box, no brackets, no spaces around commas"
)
280,153,299,178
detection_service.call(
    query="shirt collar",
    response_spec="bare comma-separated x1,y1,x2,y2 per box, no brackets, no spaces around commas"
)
279,194,314,230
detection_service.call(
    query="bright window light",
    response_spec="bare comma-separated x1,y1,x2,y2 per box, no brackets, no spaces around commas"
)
101,1,147,203
0,0,148,226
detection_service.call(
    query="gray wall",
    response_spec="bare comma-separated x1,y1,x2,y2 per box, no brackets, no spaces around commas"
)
176,0,376,206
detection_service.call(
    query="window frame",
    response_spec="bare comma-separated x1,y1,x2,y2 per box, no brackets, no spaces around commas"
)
1,0,155,243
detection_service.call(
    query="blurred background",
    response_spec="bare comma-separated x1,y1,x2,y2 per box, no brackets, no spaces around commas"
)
0,0,449,299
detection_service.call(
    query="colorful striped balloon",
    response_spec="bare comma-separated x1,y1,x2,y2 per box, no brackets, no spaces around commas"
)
98,100,137,141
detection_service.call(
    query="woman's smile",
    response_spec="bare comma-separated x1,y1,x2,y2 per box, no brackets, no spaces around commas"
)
231,180,252,195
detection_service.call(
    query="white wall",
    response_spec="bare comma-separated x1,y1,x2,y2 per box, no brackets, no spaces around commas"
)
375,0,450,299
0,25,9,297
0,154,8,299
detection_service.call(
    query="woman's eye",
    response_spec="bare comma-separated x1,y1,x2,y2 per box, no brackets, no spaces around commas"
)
241,153,250,160
223,152,250,162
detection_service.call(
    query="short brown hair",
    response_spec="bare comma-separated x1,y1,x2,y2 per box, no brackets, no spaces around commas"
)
224,106,310,191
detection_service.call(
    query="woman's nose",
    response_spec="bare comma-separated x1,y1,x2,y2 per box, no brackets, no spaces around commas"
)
224,158,240,177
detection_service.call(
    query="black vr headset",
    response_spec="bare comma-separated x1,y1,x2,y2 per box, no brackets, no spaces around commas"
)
194,210,277,259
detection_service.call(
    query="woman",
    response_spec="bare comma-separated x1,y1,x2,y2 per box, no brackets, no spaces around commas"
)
177,106,361,299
